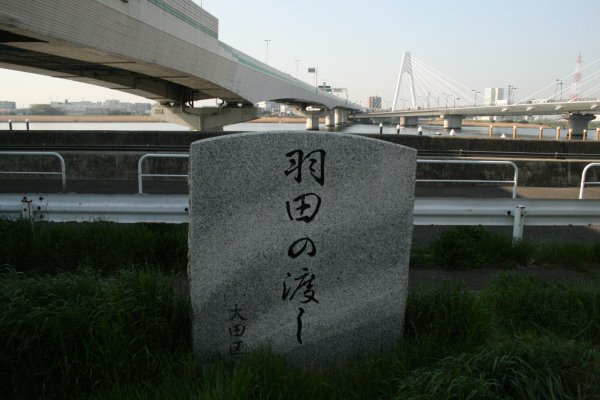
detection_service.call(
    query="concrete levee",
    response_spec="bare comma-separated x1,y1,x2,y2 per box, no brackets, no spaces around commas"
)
3,131,600,191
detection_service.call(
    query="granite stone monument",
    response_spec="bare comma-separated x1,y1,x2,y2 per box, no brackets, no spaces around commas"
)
189,131,416,366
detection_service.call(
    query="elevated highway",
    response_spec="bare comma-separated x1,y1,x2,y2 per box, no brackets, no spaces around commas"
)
0,0,358,130
358,100,600,136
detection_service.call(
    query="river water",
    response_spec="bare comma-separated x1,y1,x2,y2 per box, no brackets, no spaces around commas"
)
1,120,559,139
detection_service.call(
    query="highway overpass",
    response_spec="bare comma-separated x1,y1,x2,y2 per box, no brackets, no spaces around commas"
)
0,0,358,130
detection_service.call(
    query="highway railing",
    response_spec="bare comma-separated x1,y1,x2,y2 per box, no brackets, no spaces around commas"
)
417,159,519,198
0,151,66,191
3,194,600,241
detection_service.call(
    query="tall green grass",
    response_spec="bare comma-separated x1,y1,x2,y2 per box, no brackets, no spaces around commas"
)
395,334,600,400
483,274,600,341
411,226,600,270
3,220,600,273
0,219,187,274
3,269,600,399
0,268,190,399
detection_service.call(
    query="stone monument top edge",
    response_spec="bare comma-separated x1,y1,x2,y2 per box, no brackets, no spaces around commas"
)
190,130,416,152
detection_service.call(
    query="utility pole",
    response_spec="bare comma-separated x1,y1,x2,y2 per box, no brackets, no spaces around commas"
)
264,39,271,65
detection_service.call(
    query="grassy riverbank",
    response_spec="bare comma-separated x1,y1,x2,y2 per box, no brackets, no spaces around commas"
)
3,221,600,274
3,269,600,399
2,220,600,399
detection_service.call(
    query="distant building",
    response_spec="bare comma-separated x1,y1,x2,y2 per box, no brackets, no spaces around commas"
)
368,96,382,110
257,101,278,115
0,101,16,111
483,88,505,106
49,99,151,115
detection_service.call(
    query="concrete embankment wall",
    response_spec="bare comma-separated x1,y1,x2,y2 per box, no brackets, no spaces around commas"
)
2,131,600,187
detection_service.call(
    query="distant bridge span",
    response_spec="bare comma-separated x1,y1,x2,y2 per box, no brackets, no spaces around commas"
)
358,101,600,136
0,0,357,130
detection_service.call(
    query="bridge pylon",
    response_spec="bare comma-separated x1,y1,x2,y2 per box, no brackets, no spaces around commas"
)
392,51,417,111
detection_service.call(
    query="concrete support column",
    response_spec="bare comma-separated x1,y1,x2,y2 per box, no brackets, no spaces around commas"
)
305,112,320,131
343,110,350,124
400,116,419,127
324,111,335,127
153,104,257,131
443,115,465,130
334,109,344,126
565,113,596,139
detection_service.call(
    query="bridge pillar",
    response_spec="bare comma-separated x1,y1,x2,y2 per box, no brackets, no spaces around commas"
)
334,109,344,126
325,111,335,127
343,110,351,124
304,112,321,131
152,105,258,131
443,115,465,130
400,116,418,127
564,113,596,139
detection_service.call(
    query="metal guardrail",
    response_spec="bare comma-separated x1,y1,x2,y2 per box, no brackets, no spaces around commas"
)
1,194,188,224
4,194,600,241
579,163,600,199
0,151,66,191
137,153,189,194
417,159,519,198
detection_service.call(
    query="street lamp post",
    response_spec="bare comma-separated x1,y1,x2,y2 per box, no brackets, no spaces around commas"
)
264,39,271,64
308,67,318,92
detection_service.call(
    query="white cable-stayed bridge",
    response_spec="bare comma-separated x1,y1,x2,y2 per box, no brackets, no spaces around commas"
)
361,51,600,137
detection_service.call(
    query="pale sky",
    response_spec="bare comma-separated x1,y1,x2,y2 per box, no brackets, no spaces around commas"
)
2,0,600,108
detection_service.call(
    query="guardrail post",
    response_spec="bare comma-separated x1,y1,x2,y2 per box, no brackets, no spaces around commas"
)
512,205,526,242
8,119,12,131
568,128,573,140
512,126,517,139
556,126,561,140
488,125,493,138
538,126,543,141
596,128,600,141
583,129,588,141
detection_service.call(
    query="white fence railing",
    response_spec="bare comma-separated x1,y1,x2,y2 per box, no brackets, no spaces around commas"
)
4,194,600,241
579,163,600,199
417,159,519,198
137,153,189,194
0,151,66,190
